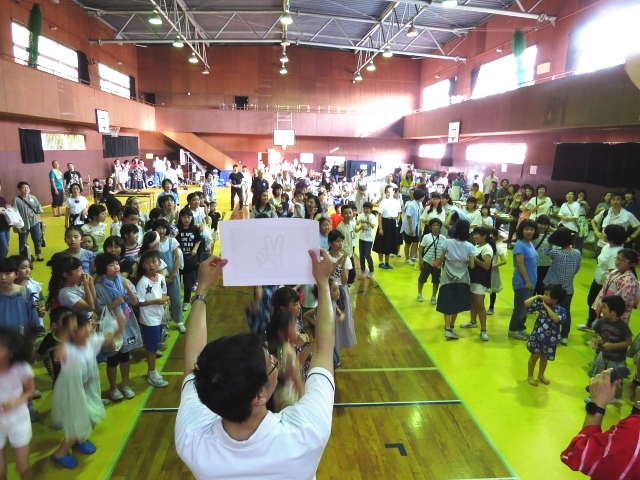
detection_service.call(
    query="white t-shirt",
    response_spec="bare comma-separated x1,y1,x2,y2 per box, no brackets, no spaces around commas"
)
191,207,206,226
595,244,622,285
465,209,482,228
329,253,352,285
420,233,446,265
356,213,377,242
82,223,108,250
559,202,580,231
492,245,505,266
136,274,167,326
65,196,89,224
0,362,33,419
593,208,640,247
481,216,493,227
526,196,552,220
475,243,493,260
378,198,401,219
483,175,498,194
176,368,335,480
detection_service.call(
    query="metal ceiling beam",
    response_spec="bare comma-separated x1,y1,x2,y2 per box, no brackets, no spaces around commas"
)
91,37,464,60
403,0,556,22
175,0,209,42
356,2,398,48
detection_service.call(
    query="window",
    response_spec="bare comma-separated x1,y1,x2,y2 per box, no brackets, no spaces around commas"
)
575,4,640,75
41,133,86,151
472,46,537,99
419,144,446,159
421,79,451,111
99,63,131,99
466,144,527,164
11,22,78,82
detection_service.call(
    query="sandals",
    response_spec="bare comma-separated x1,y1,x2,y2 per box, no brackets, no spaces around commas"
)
50,453,78,469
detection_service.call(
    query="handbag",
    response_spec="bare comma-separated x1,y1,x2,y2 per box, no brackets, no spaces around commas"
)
585,230,597,244
4,208,24,230
577,216,589,238
96,307,124,353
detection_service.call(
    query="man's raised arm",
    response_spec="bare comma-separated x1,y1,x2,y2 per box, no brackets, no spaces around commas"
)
308,249,335,377
184,256,228,379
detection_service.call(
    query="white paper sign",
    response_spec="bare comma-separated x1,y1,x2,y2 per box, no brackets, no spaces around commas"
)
529,165,537,175
501,164,508,173
219,218,320,286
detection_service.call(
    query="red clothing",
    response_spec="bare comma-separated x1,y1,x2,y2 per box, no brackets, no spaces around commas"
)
331,214,343,231
561,415,640,479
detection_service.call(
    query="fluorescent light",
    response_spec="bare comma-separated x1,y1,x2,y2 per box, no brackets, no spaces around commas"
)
366,62,376,71
149,16,162,25
280,64,287,74
280,53,289,63
189,53,198,63
407,23,418,37
280,13,293,25
419,144,446,159
354,72,362,81
466,144,527,164
442,0,458,7
173,39,184,47
382,46,393,57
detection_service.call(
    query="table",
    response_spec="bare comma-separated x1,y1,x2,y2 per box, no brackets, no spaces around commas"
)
113,191,156,213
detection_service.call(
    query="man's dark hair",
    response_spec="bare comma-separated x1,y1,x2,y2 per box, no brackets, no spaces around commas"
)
548,227,574,248
603,224,627,246
123,206,139,218
120,223,138,238
328,230,345,243
193,333,269,423
94,252,121,275
413,190,425,201
601,295,626,318
544,284,567,304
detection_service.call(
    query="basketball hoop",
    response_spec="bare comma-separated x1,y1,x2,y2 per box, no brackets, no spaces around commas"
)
109,127,120,137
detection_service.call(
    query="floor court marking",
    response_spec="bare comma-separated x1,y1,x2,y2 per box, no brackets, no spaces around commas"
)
141,400,462,413
160,367,440,376
375,280,519,479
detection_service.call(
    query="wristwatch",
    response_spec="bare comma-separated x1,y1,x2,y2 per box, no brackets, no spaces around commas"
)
190,294,207,305
585,402,606,416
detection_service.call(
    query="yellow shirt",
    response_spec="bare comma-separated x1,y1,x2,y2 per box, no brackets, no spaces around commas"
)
472,190,484,203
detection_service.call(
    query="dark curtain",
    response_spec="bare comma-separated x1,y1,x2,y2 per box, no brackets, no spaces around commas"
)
565,30,581,75
77,50,90,85
19,128,44,164
447,76,457,98
469,67,480,97
102,135,139,158
552,143,640,189
441,143,454,167
129,76,136,99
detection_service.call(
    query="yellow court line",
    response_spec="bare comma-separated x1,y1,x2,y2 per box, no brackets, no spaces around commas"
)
161,367,440,376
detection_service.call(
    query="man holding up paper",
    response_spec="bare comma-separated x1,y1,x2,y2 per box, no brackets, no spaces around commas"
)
175,251,336,479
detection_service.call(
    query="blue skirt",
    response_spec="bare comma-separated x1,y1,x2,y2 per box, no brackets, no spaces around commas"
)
436,283,471,315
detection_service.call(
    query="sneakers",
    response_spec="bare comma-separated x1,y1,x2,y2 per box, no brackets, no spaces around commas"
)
520,330,531,338
480,331,489,341
578,324,593,332
508,330,529,340
487,308,494,315
430,296,437,305
110,389,124,401
406,259,414,265
50,453,78,469
148,375,169,388
156,350,164,358
417,293,424,302
444,329,459,339
176,323,186,333
73,440,96,455
560,338,569,346
366,272,373,279
460,322,478,329
182,303,189,311
120,386,136,399
101,398,111,406
385,264,393,269
379,263,385,269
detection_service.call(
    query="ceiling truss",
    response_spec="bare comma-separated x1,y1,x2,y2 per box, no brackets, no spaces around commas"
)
85,1,556,73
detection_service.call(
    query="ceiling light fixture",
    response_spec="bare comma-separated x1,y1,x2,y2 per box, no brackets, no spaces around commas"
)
149,14,162,25
280,63,287,74
366,61,376,71
354,72,362,81
280,52,289,63
280,12,293,25
442,0,458,7
189,52,198,63
202,67,210,74
407,23,418,37
382,46,393,57
173,38,184,47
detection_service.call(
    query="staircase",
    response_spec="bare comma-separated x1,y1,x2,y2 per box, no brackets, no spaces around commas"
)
161,131,237,171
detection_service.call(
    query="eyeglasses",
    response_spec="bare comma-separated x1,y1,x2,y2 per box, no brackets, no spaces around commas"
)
268,354,279,376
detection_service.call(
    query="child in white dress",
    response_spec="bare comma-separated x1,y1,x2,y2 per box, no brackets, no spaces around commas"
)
50,311,125,469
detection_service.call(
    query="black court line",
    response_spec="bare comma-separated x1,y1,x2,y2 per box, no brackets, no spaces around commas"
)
141,400,462,413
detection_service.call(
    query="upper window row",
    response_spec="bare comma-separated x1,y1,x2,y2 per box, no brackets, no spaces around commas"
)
11,22,131,99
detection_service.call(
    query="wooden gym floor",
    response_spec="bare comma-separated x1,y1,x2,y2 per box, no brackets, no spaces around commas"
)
8,186,637,479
